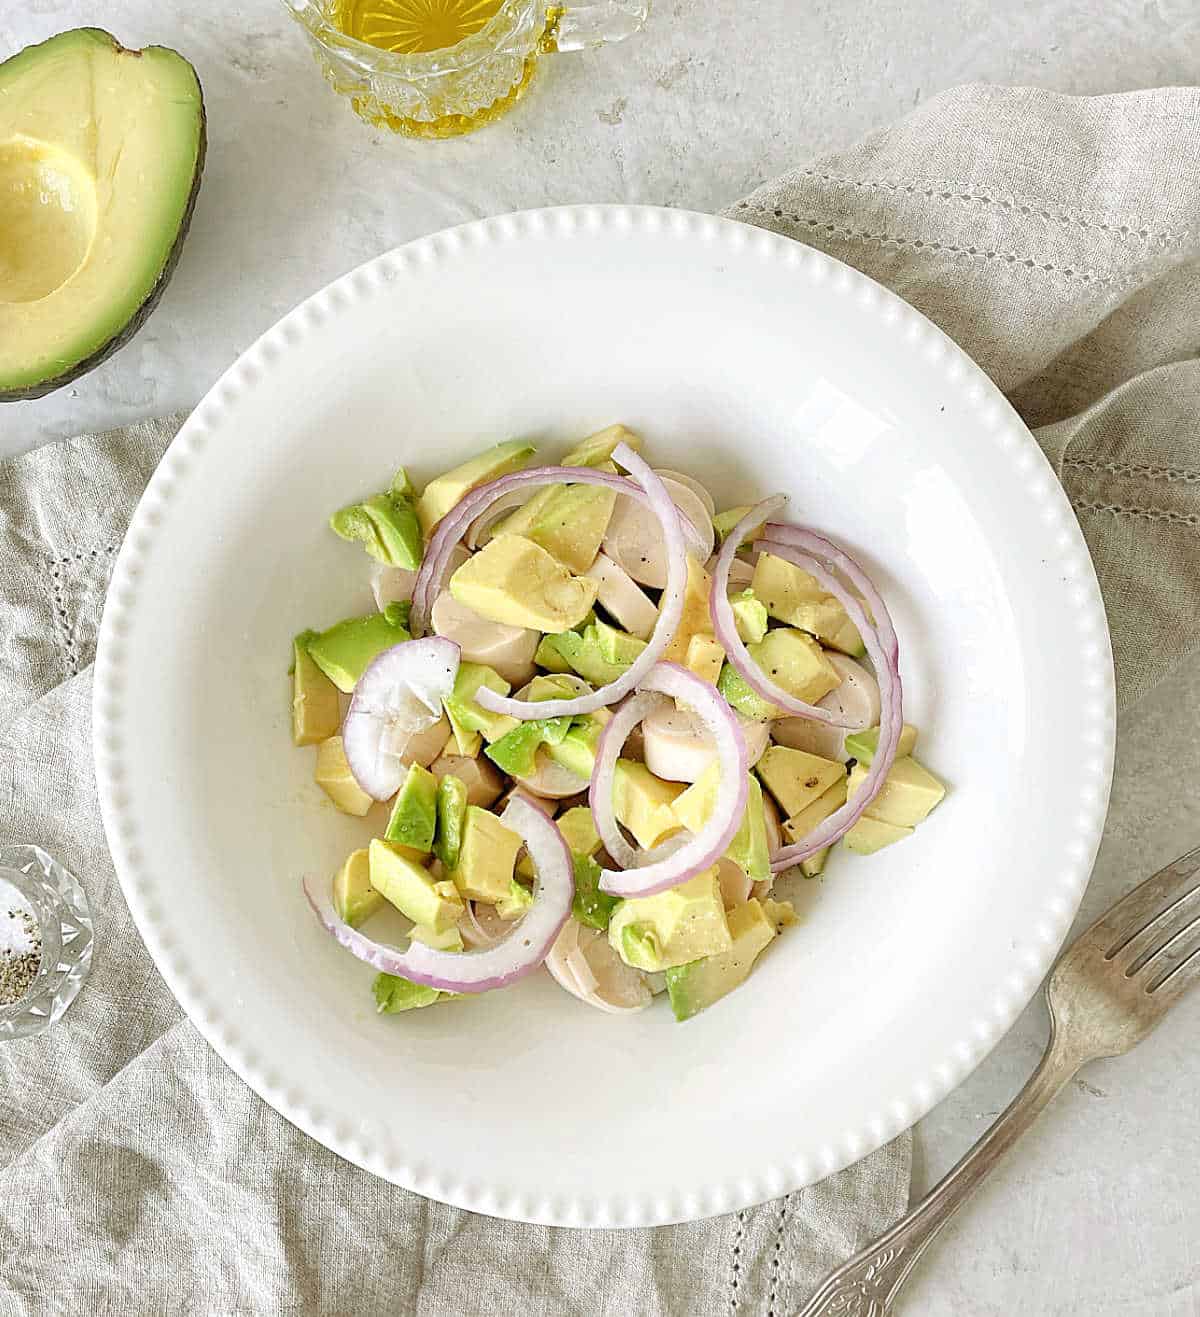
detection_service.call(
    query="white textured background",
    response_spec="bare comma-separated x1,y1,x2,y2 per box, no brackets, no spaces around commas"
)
2,2,1199,1313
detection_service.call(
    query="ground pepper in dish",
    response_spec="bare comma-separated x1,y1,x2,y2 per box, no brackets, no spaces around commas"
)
0,900,42,1006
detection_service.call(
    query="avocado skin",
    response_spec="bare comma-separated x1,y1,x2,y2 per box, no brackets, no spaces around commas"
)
0,30,207,403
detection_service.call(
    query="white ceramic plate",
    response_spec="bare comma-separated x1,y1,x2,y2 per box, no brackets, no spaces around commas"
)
94,206,1114,1227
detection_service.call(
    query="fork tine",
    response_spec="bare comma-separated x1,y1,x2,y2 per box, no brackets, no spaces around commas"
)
1146,937,1200,1006
1118,882,1200,975
1131,902,1200,981
1088,844,1200,959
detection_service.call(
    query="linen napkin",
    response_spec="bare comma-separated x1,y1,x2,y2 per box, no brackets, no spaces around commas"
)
0,442,908,1317
2,83,1199,1316
726,83,1200,709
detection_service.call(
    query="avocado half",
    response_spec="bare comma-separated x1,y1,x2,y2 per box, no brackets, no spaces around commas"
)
0,29,206,402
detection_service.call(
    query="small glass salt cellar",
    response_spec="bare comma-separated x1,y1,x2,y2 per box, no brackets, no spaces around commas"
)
0,845,93,1041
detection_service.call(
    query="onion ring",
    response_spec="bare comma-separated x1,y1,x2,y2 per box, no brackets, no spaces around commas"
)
753,527,904,869
590,662,749,898
303,795,572,992
341,637,461,799
709,498,861,729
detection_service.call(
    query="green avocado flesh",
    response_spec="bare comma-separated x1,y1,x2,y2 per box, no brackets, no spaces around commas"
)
572,854,618,931
306,604,410,692
373,974,450,1013
384,764,438,852
0,29,206,400
330,491,423,570
433,775,468,870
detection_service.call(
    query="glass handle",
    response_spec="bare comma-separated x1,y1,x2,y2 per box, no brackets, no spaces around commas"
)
548,1,650,52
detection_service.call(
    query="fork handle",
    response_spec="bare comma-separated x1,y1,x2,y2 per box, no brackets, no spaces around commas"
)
798,1028,1089,1316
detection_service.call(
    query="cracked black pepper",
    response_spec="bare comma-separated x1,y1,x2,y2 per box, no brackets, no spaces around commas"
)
0,909,41,1006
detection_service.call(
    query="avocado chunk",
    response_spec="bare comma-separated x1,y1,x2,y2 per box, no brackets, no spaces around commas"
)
672,766,771,883
730,590,769,644
760,897,799,933
384,763,439,852
843,723,919,766
447,727,482,758
842,816,913,854
368,839,464,931
717,663,780,721
538,620,647,686
746,628,842,707
373,973,449,1013
752,554,865,656
485,722,551,776
756,745,846,818
591,619,648,669
557,805,601,858
537,631,617,685
793,603,866,657
664,898,780,1021
684,633,725,685
485,684,573,776
730,774,771,884
493,483,617,573
781,776,848,846
496,880,534,919
330,480,423,570
314,736,373,816
527,673,588,702
534,636,574,673
800,848,830,878
306,604,410,693
449,806,523,903
662,555,715,664
0,29,206,401
712,506,763,545
433,774,469,869
560,424,642,467
416,440,536,536
333,848,382,927
572,853,619,931
608,868,732,972
443,662,517,750
291,630,341,746
612,760,686,849
545,716,606,779
409,922,464,951
847,755,946,827
450,535,599,632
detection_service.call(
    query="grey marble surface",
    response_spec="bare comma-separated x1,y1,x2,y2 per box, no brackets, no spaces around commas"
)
3,2,1199,1312
4,0,1200,453
907,659,1200,1317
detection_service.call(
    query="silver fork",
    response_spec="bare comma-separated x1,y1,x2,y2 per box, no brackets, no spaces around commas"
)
800,844,1200,1317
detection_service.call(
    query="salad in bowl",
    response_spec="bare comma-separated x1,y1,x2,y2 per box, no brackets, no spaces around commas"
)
294,425,946,1022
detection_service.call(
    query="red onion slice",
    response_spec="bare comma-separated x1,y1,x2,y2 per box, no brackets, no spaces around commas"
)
459,900,509,949
589,691,669,872
751,527,904,869
463,489,532,550
410,446,697,720
480,447,691,721
710,497,861,729
411,448,707,635
341,637,461,800
590,662,749,898
303,795,572,993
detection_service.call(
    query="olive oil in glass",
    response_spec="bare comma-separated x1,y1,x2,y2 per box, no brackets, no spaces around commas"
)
332,0,506,53
284,0,648,138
